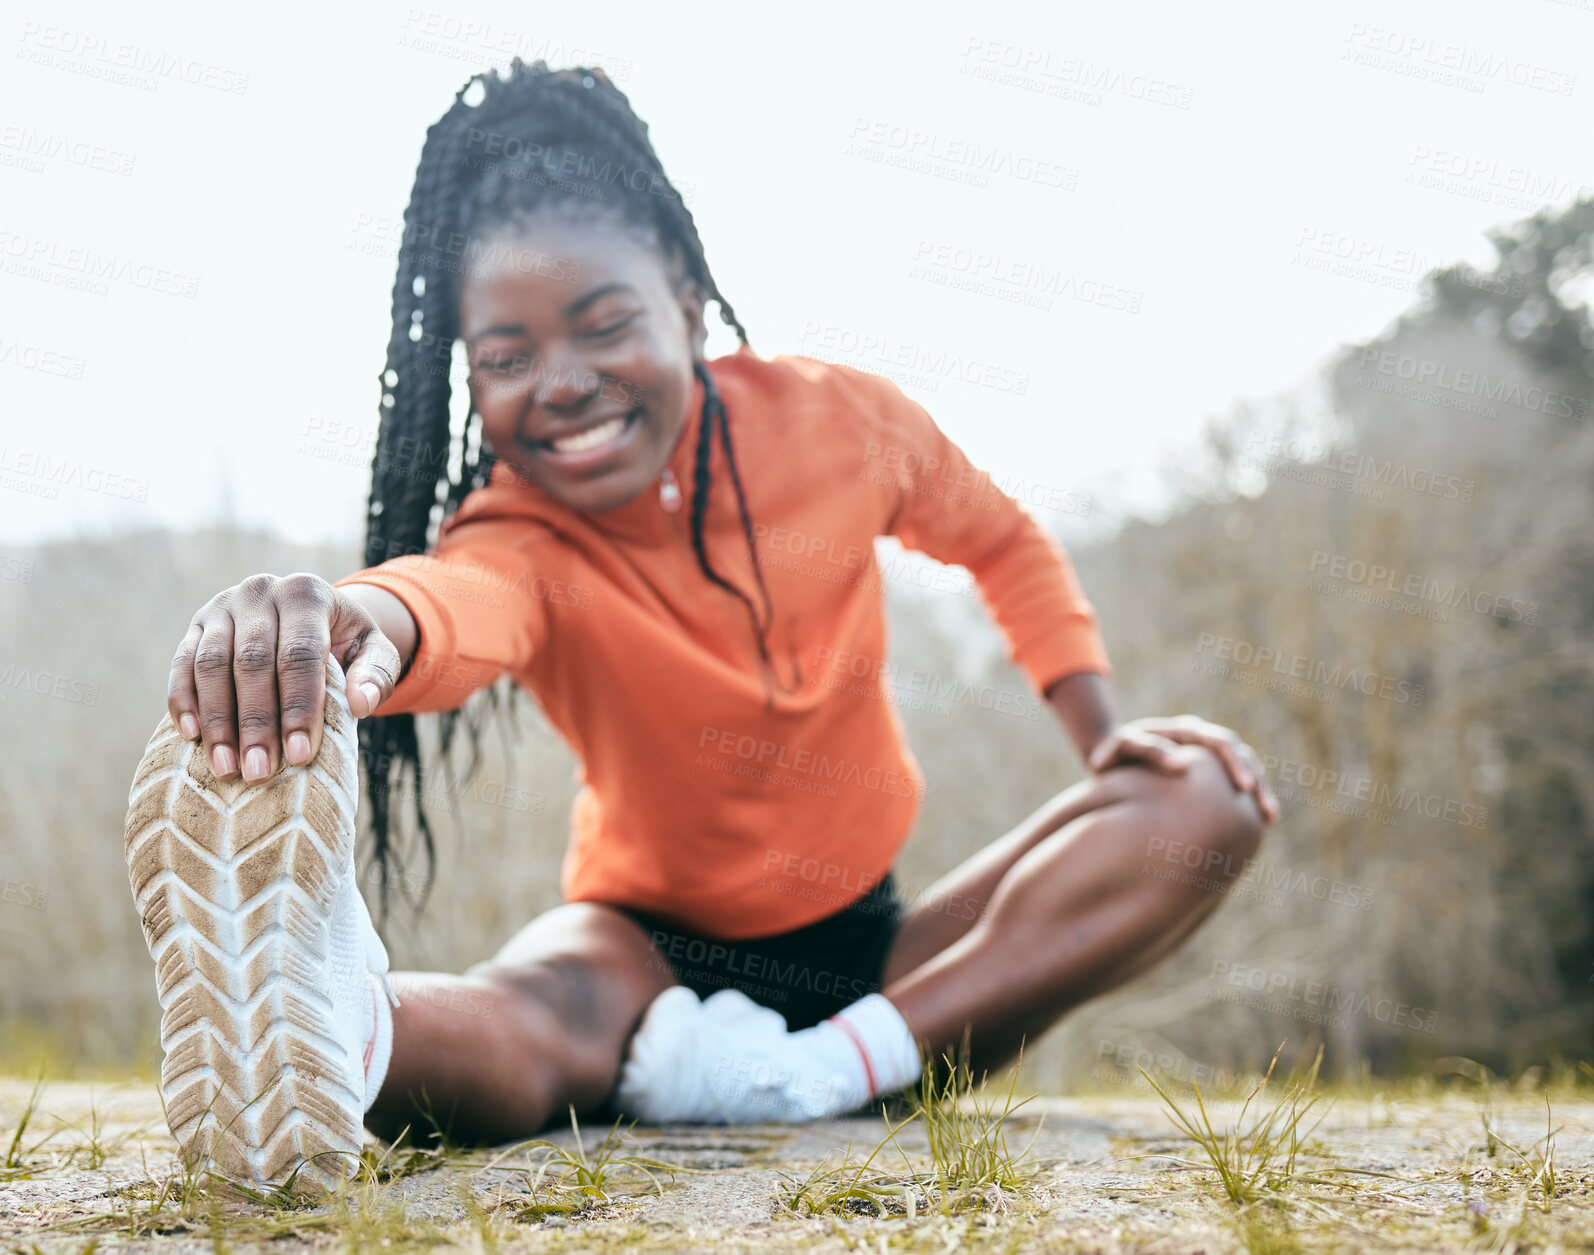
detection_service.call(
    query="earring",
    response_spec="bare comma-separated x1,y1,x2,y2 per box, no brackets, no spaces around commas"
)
659,467,682,512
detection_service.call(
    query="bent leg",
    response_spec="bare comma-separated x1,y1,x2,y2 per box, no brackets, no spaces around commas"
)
367,902,676,1144
882,750,1264,1072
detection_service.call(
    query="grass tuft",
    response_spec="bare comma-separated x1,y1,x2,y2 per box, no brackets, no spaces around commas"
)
1140,1041,1329,1206
2,1066,62,1179
780,1041,1044,1219
480,1105,682,1222
52,1092,149,1171
409,1086,465,1156
1443,1056,1565,1214
777,1118,922,1219
895,1040,1043,1211
1485,1094,1562,1214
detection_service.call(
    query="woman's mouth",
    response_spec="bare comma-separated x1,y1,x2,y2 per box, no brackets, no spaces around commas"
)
534,408,644,470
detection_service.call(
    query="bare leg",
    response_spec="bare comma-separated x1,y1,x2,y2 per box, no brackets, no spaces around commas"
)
366,903,676,1144
882,750,1264,1072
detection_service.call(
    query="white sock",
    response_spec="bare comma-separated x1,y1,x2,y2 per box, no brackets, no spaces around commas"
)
618,988,923,1125
362,972,399,1112
792,994,922,1114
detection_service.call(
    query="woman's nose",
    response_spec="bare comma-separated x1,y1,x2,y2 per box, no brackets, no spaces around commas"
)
531,344,599,412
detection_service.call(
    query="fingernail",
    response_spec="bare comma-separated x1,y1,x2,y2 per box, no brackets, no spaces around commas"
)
179,713,199,740
212,745,237,777
359,682,382,712
243,747,269,781
287,732,311,764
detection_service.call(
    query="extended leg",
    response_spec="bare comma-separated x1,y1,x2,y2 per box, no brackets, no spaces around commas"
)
366,903,676,1144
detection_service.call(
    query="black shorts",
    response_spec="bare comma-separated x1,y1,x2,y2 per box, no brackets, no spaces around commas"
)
620,873,906,1031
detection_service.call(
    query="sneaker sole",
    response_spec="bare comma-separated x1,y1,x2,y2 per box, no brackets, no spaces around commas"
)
124,655,364,1191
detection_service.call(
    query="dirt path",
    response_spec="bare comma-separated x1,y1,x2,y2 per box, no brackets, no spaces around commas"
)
2,1077,1591,1253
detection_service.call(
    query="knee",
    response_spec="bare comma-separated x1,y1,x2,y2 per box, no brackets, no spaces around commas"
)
458,967,577,1118
1174,750,1265,870
464,952,640,1092
466,953,588,1027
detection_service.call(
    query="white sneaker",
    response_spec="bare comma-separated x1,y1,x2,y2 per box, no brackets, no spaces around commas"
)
613,986,716,1123
124,655,396,1191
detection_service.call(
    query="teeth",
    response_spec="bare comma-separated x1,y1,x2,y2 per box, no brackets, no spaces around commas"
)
551,416,627,454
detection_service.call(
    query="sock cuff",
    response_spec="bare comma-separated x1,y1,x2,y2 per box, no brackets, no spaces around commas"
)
827,1014,878,1097
829,993,921,1097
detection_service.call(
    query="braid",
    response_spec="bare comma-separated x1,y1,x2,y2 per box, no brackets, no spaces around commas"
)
687,363,780,689
358,58,769,916
358,94,483,918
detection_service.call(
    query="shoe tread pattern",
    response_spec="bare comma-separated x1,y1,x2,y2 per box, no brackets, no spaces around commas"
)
124,654,362,1190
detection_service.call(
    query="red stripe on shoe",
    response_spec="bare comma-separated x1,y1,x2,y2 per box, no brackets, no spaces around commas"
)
828,1014,878,1099
363,984,378,1078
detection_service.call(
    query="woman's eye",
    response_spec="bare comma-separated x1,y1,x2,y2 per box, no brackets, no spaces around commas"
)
585,314,637,339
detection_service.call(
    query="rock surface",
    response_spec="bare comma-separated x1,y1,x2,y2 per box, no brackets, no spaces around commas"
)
2,1077,1591,1252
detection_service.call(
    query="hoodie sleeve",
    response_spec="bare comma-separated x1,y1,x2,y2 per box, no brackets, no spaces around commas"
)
333,513,549,716
846,367,1111,694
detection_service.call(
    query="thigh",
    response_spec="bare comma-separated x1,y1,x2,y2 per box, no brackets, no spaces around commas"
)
468,901,680,1040
881,767,1156,985
374,902,679,1141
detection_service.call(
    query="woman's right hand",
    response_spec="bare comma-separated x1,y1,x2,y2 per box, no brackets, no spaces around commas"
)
168,573,404,782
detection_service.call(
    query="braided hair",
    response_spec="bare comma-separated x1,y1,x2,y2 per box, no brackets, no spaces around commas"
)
359,58,780,915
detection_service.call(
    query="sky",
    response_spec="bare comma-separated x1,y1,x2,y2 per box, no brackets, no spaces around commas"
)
1,0,1588,547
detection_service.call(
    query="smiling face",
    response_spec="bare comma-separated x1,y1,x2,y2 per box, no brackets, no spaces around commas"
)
458,210,709,513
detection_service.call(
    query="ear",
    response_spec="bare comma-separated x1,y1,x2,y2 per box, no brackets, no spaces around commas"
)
676,277,710,360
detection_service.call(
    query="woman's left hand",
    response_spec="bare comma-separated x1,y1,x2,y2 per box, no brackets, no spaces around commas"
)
1087,715,1280,825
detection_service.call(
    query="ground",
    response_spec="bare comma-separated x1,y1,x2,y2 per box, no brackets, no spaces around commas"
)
1,1075,1592,1254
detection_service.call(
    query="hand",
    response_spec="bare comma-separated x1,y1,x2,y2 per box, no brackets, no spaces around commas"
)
167,573,403,783
1087,715,1280,824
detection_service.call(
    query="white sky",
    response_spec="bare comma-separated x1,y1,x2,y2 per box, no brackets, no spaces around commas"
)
2,0,1587,547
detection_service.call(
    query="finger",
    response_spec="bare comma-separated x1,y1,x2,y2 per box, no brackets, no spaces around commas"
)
1231,743,1274,819
1208,740,1256,793
1161,720,1254,789
1149,718,1221,753
1171,717,1235,748
1257,779,1281,825
1083,730,1122,771
192,614,239,778
1126,730,1190,774
231,582,282,784
342,624,403,719
277,575,333,767
167,621,204,742
1088,731,1125,773
1236,742,1266,781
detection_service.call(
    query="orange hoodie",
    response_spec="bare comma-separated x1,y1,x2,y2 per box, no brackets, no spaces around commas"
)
334,349,1109,940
